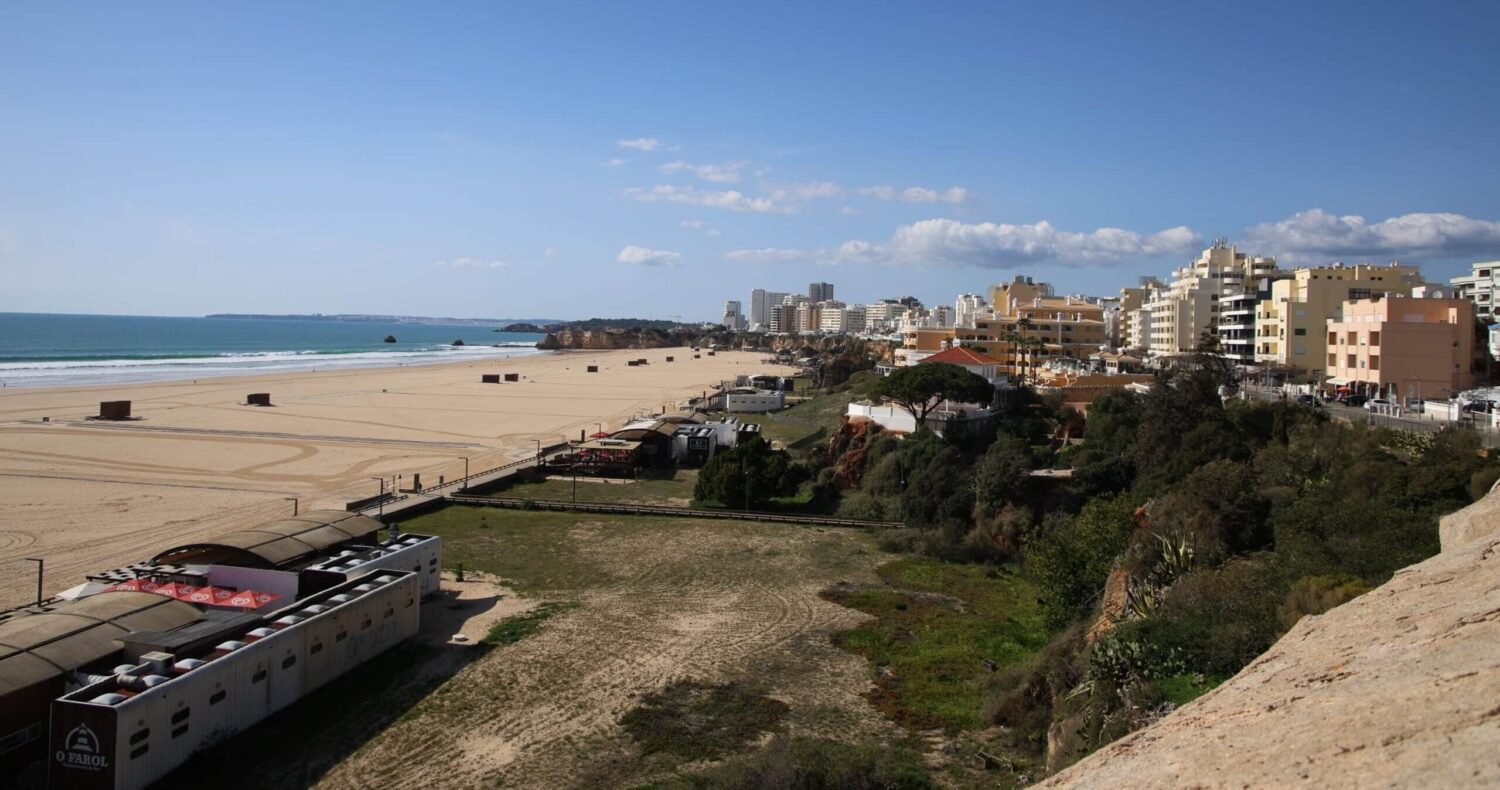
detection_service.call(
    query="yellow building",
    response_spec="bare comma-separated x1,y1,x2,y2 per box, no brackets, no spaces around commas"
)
1255,262,1424,372
1324,296,1474,400
903,276,1106,380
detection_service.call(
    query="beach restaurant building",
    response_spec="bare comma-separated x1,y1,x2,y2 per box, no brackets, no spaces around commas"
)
0,511,441,789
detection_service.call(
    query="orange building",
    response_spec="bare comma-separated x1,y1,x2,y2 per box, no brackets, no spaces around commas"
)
1323,296,1474,401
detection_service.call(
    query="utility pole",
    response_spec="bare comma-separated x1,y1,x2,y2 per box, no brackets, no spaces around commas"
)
25,558,42,606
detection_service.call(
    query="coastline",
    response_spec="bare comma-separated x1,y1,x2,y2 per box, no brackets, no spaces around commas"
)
0,347,790,608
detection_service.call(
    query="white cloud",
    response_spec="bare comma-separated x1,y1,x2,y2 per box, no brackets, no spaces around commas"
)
617,245,682,266
544,247,560,257
434,257,507,269
839,206,860,216
857,185,970,204
1243,209,1500,262
601,158,628,168
834,218,1201,267
623,184,781,213
725,248,814,263
617,137,661,152
680,219,704,229
766,181,843,202
660,160,747,183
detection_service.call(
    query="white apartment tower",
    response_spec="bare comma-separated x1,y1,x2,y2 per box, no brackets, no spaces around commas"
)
954,293,987,329
1451,260,1500,319
721,300,746,331
749,289,789,331
1142,241,1278,356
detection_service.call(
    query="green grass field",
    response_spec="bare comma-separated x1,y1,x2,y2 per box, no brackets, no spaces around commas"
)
488,469,699,507
825,557,1051,732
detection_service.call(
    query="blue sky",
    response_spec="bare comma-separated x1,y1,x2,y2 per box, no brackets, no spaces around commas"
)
2,1,1498,320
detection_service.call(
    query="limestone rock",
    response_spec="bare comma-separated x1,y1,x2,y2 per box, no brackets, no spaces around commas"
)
1038,491,1500,789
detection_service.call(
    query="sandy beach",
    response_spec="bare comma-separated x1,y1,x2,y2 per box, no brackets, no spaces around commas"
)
0,348,790,608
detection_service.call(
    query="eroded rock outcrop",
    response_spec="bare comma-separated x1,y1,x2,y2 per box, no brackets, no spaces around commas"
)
1040,491,1500,788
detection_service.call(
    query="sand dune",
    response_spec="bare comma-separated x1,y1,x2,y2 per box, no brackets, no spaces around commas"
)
0,348,790,607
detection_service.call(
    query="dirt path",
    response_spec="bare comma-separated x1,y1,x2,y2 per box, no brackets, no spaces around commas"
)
316,521,895,789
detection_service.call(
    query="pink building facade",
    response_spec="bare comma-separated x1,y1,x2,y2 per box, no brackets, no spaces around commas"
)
1324,297,1474,400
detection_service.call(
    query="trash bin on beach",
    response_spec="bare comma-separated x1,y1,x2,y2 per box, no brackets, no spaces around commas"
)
246,393,272,406
482,374,500,383
504,373,520,382
587,365,599,373
98,401,131,420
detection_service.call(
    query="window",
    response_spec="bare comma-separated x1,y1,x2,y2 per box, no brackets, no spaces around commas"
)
252,668,267,683
129,729,150,745
171,724,188,739
310,643,324,655
282,655,297,670
210,690,226,705
336,631,347,642
362,618,372,630
1327,354,1337,366
131,744,149,759
1370,356,1380,371
170,708,190,725
1347,331,1357,345
1293,328,1306,336
384,607,394,619
1347,354,1356,367
1370,331,1381,346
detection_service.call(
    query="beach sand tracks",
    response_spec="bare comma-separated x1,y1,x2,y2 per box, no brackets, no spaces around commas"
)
316,521,892,790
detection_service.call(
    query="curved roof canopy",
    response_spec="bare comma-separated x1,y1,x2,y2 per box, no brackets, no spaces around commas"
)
0,592,202,697
150,510,383,569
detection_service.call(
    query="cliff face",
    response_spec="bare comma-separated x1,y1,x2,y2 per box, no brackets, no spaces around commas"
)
1039,490,1500,789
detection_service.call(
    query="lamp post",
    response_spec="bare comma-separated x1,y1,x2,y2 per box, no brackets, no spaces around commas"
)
284,497,298,516
461,456,470,492
25,558,42,607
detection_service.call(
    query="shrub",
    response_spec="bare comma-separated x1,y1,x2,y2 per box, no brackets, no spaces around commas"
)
660,735,936,789
1277,573,1371,630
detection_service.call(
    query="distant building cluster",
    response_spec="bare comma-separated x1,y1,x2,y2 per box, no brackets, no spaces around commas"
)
720,245,1500,404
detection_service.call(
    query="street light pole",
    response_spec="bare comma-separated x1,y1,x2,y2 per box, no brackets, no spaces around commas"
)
25,558,42,606
533,439,542,463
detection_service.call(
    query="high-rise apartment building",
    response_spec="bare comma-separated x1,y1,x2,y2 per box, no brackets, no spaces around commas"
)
749,289,789,330
1117,278,1160,351
1254,262,1424,370
955,293,987,328
721,300,746,331
1450,260,1500,319
808,282,835,302
1140,241,1278,356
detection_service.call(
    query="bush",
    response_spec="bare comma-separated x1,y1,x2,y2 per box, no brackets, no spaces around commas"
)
1277,573,1371,630
1026,496,1135,630
660,735,935,789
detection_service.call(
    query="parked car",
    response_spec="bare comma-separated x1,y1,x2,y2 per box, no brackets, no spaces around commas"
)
1344,394,1368,407
1296,393,1317,406
1366,397,1393,411
1404,398,1425,413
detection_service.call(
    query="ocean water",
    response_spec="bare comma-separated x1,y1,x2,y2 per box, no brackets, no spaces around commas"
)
0,313,547,388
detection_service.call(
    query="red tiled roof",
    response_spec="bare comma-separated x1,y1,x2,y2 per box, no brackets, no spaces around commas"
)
919,346,1002,366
